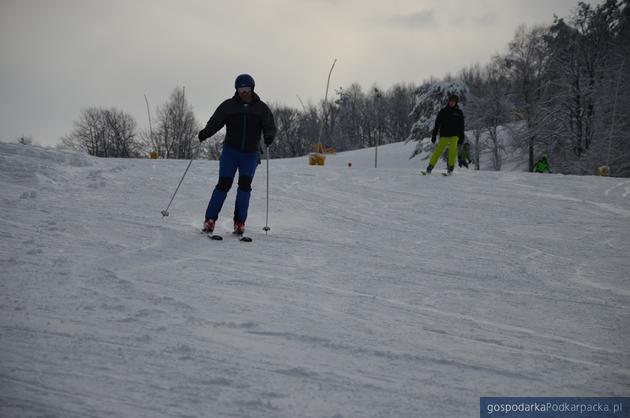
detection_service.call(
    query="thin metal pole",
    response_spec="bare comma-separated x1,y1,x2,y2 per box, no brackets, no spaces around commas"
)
144,94,155,152
161,157,193,217
263,146,271,233
374,88,382,169
317,58,337,150
606,59,625,169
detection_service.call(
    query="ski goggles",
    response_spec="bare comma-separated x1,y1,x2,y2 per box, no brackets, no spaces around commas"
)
237,87,252,93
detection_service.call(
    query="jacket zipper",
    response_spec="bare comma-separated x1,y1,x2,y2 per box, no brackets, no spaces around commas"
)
241,104,249,151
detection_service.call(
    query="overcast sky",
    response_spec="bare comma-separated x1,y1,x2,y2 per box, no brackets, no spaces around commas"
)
1,0,594,147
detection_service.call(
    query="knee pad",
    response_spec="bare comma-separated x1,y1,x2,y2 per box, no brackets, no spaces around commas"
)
216,176,233,192
237,176,252,192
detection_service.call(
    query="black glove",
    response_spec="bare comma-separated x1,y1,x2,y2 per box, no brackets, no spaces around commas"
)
198,129,207,142
431,135,436,144
264,137,273,146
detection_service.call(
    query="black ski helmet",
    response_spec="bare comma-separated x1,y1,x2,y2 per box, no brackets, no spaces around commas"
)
448,94,459,103
235,74,255,90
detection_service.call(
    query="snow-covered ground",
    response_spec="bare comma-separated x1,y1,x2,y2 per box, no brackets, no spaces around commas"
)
1,142,629,418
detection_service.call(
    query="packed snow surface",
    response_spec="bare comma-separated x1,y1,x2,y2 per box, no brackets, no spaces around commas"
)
1,142,629,417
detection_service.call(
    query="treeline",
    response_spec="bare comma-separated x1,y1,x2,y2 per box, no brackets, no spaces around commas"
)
61,87,208,159
58,0,629,176
270,83,417,158
59,83,417,161
272,0,630,175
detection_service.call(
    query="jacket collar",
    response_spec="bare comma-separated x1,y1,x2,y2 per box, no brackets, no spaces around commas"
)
233,91,261,104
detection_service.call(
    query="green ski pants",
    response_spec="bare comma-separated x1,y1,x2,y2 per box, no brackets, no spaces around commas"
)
429,136,459,168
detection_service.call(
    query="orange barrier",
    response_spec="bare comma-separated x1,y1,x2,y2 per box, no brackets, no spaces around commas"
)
308,153,326,166
597,165,610,176
313,144,336,154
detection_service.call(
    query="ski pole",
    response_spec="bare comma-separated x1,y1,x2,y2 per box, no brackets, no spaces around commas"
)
263,145,271,234
161,157,193,217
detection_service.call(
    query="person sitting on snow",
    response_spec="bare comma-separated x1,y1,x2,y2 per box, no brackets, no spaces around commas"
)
458,140,472,168
533,155,551,173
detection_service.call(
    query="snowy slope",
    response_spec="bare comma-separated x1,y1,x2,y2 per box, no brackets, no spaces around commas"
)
1,142,629,418
312,126,529,173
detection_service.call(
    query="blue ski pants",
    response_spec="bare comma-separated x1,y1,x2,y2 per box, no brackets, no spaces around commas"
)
205,145,259,223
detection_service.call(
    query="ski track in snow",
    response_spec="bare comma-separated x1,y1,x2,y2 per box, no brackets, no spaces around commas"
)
1,142,629,418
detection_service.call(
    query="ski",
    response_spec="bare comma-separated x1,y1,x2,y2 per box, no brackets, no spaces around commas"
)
420,170,452,176
201,229,252,242
201,229,223,240
207,234,251,242
233,231,253,242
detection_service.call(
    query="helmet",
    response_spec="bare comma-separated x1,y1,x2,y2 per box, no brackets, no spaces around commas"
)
235,74,255,90
448,94,459,103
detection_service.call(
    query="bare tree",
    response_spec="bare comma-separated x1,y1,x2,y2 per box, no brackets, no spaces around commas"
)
461,64,488,170
155,87,200,159
62,107,139,157
383,83,416,141
478,60,513,170
271,104,310,157
335,84,365,151
297,103,322,154
104,109,138,157
504,24,550,171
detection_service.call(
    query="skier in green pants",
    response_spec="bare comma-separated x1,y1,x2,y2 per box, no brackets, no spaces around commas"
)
425,94,465,175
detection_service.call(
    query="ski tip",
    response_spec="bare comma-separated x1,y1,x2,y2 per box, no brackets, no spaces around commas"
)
239,236,253,242
209,234,223,240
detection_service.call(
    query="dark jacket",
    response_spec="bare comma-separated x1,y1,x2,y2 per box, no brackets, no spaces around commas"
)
199,92,276,153
432,105,465,141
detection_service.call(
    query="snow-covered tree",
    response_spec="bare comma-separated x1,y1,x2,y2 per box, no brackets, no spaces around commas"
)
540,0,630,176
406,79,469,159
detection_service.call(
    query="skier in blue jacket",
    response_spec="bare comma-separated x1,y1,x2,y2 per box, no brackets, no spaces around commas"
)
198,74,276,235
